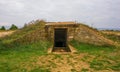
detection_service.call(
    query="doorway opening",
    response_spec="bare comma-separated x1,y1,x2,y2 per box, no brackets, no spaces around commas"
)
52,28,71,52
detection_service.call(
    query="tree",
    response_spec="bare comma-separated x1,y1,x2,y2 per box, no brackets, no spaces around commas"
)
0,26,6,30
9,24,18,30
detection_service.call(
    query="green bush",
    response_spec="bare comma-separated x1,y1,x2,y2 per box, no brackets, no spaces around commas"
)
9,24,18,30
0,26,6,30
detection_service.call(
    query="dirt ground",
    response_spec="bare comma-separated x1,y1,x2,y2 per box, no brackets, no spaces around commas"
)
36,53,92,72
21,53,116,72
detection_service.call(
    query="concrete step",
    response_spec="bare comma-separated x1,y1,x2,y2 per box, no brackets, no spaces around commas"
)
52,47,71,52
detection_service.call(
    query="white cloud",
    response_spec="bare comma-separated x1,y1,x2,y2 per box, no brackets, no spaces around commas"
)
0,22,9,26
0,0,120,29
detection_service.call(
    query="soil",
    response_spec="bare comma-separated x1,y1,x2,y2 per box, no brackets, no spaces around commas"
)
30,53,93,72
25,53,115,72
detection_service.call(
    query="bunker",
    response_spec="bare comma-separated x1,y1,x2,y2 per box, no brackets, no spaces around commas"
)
45,22,79,52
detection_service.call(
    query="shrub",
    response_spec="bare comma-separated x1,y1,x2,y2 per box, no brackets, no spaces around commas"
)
0,26,6,30
9,24,18,30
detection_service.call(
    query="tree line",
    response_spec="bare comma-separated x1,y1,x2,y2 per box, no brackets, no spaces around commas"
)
0,24,18,30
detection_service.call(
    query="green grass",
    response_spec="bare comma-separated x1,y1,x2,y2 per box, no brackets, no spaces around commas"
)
90,59,109,70
0,41,51,72
81,68,89,72
70,40,120,71
110,63,120,71
30,67,50,72
104,34,120,43
89,58,120,71
1,20,46,45
0,20,51,72
70,40,115,54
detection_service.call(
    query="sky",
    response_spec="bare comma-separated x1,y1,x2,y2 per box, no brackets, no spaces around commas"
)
0,0,120,29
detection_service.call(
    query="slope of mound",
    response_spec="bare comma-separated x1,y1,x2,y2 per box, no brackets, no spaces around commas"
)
2,20,47,46
101,30,120,44
74,23,115,46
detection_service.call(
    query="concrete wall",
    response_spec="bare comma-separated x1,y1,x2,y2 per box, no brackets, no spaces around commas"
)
45,25,77,45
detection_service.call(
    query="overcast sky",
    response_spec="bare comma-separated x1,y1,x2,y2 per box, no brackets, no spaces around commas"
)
0,0,120,29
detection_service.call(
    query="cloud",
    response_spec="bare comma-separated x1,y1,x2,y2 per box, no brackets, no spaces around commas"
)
0,22,9,26
0,0,120,28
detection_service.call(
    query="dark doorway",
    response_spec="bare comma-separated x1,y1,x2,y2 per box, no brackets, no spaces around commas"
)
52,28,71,52
54,28,67,47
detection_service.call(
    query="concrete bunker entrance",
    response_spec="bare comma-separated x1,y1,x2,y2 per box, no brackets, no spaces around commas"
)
52,28,71,52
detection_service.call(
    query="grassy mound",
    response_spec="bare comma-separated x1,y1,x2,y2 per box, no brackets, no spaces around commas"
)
1,20,49,47
0,20,51,55
75,23,115,46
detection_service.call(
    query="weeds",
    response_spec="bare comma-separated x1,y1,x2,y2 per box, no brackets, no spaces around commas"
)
71,69,77,72
0,41,50,72
70,40,115,54
90,59,108,70
30,67,50,72
81,68,89,72
54,54,61,59
1,20,46,46
110,63,120,71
